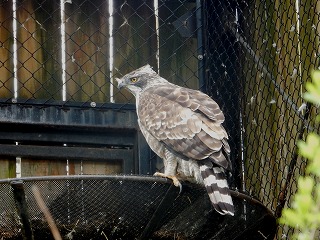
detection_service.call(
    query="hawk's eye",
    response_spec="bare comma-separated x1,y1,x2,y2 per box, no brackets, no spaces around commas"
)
130,77,138,83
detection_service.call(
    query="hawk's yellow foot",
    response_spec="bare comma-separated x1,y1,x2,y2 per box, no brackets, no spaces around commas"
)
154,172,182,192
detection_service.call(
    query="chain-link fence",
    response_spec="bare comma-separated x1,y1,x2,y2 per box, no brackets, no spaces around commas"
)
225,1,319,239
0,0,320,239
0,0,200,106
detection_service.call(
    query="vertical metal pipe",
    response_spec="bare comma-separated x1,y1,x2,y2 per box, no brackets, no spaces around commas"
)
60,0,67,101
12,0,18,99
109,0,115,103
195,0,206,92
11,180,34,240
154,0,160,74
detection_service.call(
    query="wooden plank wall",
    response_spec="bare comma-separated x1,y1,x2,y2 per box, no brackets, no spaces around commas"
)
113,0,158,103
0,1,13,98
158,1,198,90
0,0,199,179
65,0,109,102
0,1,16,179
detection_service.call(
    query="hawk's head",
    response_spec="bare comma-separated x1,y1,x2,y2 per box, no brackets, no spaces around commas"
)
115,65,167,96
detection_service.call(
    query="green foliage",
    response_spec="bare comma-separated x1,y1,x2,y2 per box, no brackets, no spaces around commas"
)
304,72,320,106
280,71,320,240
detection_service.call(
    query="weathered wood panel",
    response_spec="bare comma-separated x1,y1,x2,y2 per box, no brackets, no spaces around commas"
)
158,1,198,90
14,0,62,100
13,0,67,178
113,0,157,103
0,0,201,180
70,160,122,175
33,0,63,100
0,1,13,98
16,0,43,99
21,158,67,177
65,0,109,103
0,159,15,178
0,2,14,179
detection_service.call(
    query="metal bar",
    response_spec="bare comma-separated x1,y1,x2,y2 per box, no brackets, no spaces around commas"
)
0,144,132,166
137,131,153,174
154,0,160,73
2,175,272,215
0,129,135,147
11,180,34,240
108,0,115,103
122,149,136,174
0,104,137,129
0,175,171,185
60,0,67,102
196,0,206,92
12,0,18,99
0,99,136,110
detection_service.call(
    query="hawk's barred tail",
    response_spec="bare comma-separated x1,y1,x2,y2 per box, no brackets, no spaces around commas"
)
200,165,234,216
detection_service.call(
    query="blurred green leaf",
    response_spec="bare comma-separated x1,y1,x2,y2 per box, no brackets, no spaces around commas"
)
298,133,320,160
304,71,320,105
280,71,320,240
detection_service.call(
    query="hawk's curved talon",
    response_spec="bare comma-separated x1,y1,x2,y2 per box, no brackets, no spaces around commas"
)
177,181,183,194
154,172,182,193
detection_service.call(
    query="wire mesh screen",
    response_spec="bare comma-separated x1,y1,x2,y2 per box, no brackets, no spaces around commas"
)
0,0,320,239
0,175,275,240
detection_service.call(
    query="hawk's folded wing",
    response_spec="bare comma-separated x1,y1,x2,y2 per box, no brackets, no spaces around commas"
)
138,84,231,170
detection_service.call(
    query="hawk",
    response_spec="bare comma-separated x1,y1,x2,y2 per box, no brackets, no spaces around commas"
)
116,65,234,216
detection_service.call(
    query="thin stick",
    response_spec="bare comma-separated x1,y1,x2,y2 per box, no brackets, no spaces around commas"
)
31,185,62,240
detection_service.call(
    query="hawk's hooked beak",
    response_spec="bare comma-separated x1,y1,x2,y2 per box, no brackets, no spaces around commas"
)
115,78,125,89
